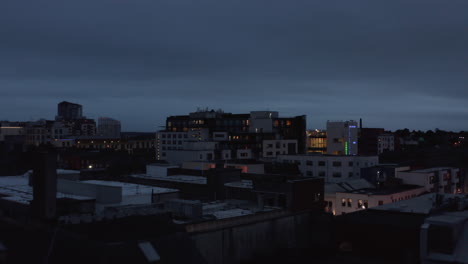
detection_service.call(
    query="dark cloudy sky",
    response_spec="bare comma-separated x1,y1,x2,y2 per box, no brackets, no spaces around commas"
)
1,0,467,132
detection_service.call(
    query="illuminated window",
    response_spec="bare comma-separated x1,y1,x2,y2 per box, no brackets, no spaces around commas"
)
347,198,352,207
341,198,346,206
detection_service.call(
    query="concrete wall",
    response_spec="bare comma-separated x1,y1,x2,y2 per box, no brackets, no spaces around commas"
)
57,179,122,204
188,211,322,264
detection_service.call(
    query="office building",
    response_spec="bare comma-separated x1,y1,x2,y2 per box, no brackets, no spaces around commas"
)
156,109,306,163
326,120,358,155
396,167,461,194
56,101,83,120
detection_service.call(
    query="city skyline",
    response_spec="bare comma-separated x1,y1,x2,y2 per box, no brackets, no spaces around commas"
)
1,0,467,132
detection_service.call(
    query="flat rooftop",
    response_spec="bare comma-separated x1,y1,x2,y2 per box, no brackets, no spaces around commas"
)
325,179,374,194
224,180,253,189
201,200,278,220
410,167,457,173
0,175,93,205
340,185,424,195
83,180,179,195
131,174,207,185
278,154,378,158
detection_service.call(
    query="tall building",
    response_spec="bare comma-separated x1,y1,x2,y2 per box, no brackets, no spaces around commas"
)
98,117,121,138
56,101,83,120
157,109,306,163
326,120,358,155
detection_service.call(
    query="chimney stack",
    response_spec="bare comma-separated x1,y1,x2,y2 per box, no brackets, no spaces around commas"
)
31,151,57,220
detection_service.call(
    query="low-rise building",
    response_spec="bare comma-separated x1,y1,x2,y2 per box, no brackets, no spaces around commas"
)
396,167,461,194
277,154,378,182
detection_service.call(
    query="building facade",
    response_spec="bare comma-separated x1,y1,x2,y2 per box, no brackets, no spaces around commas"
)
326,120,358,155
327,185,426,215
378,133,396,154
277,154,379,183
156,110,306,164
307,129,327,154
396,167,461,194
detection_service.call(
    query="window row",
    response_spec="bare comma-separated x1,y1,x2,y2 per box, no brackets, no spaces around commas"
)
161,134,188,139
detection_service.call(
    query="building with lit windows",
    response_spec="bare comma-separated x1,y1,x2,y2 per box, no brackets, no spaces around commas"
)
326,182,426,215
307,129,327,154
326,120,358,155
378,133,396,154
156,109,306,163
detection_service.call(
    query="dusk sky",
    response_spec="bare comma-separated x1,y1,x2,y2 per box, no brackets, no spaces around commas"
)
1,0,467,132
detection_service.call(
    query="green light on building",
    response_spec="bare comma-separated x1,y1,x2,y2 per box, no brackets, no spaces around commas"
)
345,142,349,155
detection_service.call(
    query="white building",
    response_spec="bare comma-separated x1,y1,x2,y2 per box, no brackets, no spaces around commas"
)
396,167,460,194
277,154,379,183
378,134,395,154
324,178,426,215
326,120,358,155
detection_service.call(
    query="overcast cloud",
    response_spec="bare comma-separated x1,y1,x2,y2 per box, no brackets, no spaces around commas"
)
0,0,467,131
